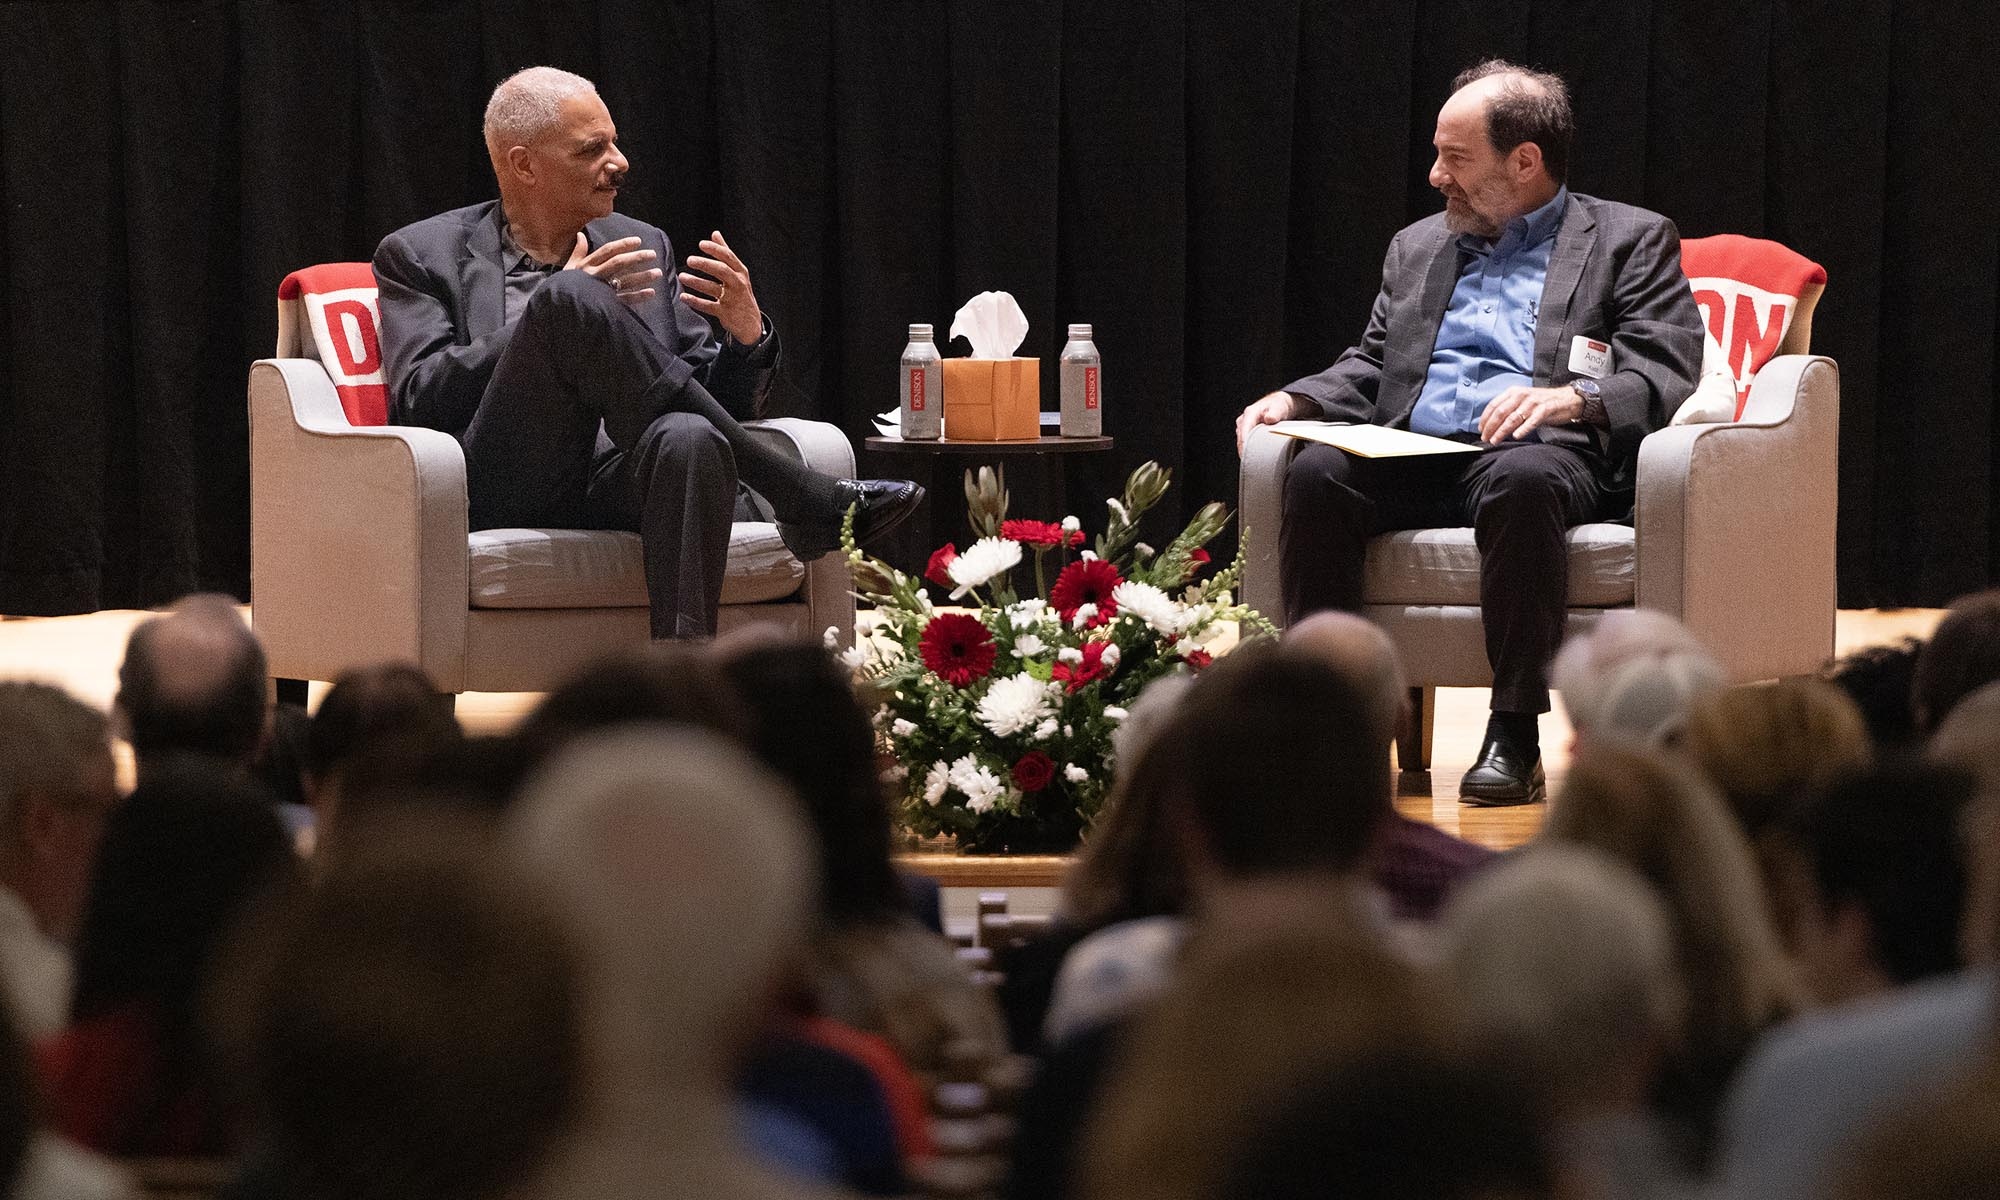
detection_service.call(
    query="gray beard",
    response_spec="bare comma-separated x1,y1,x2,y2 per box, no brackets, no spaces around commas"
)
1444,200,1500,239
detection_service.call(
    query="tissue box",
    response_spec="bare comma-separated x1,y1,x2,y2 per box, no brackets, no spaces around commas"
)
943,358,1041,440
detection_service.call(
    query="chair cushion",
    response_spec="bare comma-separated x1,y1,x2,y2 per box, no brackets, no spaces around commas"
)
1362,523,1634,607
467,524,805,609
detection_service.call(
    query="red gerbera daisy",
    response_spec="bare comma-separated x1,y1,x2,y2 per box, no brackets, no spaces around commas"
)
918,612,997,687
1050,558,1122,627
1001,519,1068,548
924,544,959,587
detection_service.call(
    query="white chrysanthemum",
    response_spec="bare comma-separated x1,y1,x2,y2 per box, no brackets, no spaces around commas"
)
923,761,951,806
949,755,1005,814
1099,643,1121,669
1063,763,1089,783
1057,647,1084,664
880,763,908,783
839,641,870,670
1071,603,1098,630
1062,516,1081,533
947,537,1023,597
1008,598,1049,629
1033,718,1059,741
1103,706,1129,722
891,718,917,737
822,625,842,650
1112,580,1187,636
1014,633,1047,658
977,672,1057,737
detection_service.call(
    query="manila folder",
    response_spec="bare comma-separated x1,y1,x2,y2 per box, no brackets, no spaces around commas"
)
1270,420,1481,458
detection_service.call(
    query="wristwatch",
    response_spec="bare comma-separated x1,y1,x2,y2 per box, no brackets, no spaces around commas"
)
1570,378,1607,427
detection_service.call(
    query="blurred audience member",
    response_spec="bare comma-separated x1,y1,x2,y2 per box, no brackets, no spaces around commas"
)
508,726,837,1200
1832,1053,2000,1200
1783,759,1970,1005
718,639,1007,1082
1217,1052,1563,1200
1286,612,1496,920
297,663,464,857
1438,845,1694,1198
0,682,119,1039
1551,608,1724,752
1822,636,1925,750
1930,680,2000,964
234,811,579,1200
1912,589,2000,734
1541,742,1796,1163
42,763,300,1157
1682,680,1872,951
115,595,270,783
510,646,747,770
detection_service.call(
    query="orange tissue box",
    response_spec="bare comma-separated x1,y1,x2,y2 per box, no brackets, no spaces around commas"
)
943,357,1041,440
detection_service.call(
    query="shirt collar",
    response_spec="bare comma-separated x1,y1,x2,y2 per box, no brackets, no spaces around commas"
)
499,220,563,273
1459,185,1568,258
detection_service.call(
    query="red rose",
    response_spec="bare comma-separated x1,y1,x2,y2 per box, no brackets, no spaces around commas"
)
918,612,997,687
1050,558,1122,627
924,544,959,587
1184,648,1214,669
1012,751,1056,793
1051,640,1111,693
1001,519,1067,548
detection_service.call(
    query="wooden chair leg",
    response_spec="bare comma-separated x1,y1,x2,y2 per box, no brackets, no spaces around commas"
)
1397,685,1435,771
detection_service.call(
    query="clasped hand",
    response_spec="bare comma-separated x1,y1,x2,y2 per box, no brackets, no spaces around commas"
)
564,229,765,346
1475,385,1582,444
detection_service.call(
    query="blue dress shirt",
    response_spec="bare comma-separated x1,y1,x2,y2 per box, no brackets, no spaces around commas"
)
1410,187,1569,437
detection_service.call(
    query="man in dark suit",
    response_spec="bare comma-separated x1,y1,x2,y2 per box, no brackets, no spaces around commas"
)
375,66,919,640
1236,61,1702,804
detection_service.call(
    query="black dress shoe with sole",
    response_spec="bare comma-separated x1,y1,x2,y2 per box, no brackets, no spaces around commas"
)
779,479,925,561
1458,734,1546,807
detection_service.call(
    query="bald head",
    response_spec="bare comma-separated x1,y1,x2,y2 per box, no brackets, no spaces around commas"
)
118,594,269,770
1283,612,1406,749
1448,59,1574,186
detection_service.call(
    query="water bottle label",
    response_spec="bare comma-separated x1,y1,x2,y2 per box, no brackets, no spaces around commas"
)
908,368,927,411
1085,366,1099,411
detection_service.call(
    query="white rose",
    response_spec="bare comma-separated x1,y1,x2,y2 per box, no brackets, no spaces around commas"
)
1063,763,1089,783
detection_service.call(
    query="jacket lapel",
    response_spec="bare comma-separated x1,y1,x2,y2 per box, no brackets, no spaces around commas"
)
1534,199,1597,382
1380,226,1464,425
461,203,506,341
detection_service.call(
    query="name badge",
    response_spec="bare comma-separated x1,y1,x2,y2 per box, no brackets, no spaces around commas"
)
1569,336,1611,379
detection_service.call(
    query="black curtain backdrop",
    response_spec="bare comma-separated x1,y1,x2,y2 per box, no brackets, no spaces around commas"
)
2,1,1996,615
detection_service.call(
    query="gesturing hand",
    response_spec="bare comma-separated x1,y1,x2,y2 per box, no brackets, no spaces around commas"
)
678,230,764,346
565,234,662,307
1477,385,1584,444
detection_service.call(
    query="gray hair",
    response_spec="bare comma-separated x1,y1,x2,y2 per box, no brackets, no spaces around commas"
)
1283,612,1408,747
0,682,112,841
483,66,598,159
1436,844,1686,1111
1553,609,1725,747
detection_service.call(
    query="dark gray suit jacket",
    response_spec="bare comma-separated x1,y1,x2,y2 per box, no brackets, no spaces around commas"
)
1281,192,1702,489
373,200,774,435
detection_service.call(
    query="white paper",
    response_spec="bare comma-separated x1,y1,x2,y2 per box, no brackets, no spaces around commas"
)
1270,421,1481,458
949,291,1030,359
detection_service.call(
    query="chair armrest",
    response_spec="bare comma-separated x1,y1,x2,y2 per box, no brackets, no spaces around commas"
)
1239,424,1308,626
1635,355,1839,679
249,359,472,690
742,418,859,643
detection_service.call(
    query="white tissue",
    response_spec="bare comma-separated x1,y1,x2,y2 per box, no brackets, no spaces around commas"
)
873,408,901,438
949,291,1030,359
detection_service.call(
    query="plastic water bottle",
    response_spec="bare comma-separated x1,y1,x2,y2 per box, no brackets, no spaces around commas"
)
900,324,942,439
1059,324,1101,436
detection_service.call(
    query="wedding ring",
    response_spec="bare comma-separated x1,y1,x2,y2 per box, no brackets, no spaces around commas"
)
718,283,728,302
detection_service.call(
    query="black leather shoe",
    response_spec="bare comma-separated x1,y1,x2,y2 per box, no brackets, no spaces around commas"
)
1458,734,1546,807
779,479,925,561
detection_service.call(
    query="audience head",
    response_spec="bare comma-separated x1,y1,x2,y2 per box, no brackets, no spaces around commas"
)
482,66,624,231
1824,636,1926,749
1551,609,1725,750
512,646,747,771
1434,60,1572,239
716,638,904,926
1283,611,1407,754
1218,1052,1563,1200
0,984,33,1200
1783,758,1971,1004
302,663,461,833
1148,641,1392,887
116,594,270,775
1542,743,1795,1066
508,726,815,1098
0,681,118,945
1684,679,1872,840
1437,844,1685,1118
1062,673,1198,929
241,811,580,1200
1913,589,2000,733
1928,680,2000,964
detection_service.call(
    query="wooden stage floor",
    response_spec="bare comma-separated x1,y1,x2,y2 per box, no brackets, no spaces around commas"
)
0,606,1943,888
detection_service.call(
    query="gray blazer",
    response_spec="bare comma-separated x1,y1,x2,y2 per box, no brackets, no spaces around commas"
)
1281,192,1702,489
373,200,774,435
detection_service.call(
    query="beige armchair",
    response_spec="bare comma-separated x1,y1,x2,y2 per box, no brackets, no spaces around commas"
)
249,276,856,698
1241,308,1837,768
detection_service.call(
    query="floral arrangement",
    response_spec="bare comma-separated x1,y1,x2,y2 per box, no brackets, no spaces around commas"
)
834,462,1273,854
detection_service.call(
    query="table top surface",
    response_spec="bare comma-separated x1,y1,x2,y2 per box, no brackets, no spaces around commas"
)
865,434,1113,455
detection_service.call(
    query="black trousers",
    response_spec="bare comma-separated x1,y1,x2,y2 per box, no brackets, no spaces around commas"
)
461,272,822,640
1279,438,1609,714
